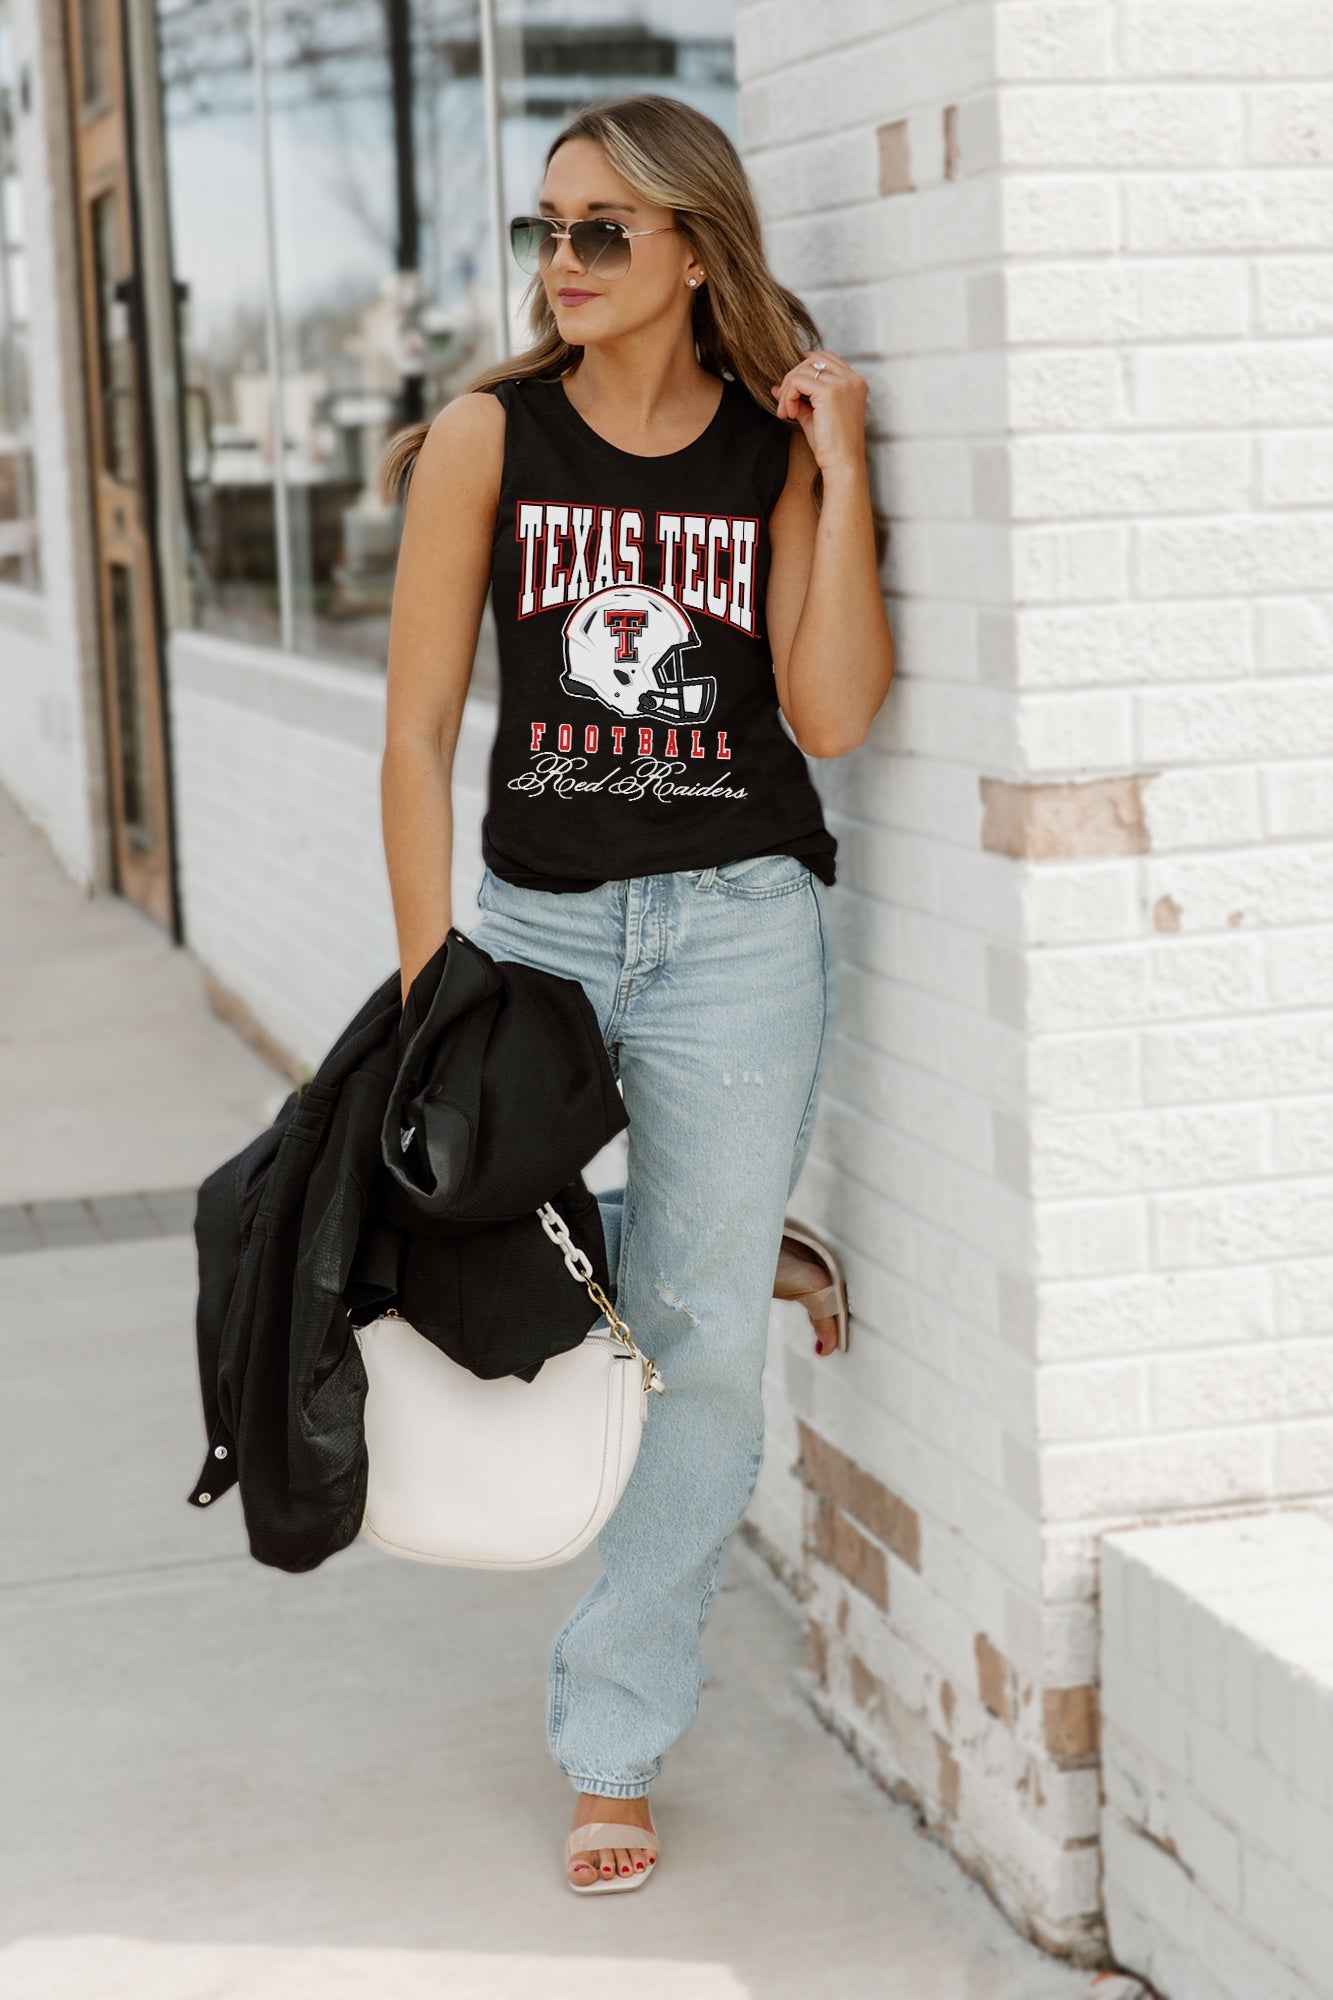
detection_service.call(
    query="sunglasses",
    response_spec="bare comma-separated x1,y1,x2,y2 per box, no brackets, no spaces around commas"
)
508,215,680,280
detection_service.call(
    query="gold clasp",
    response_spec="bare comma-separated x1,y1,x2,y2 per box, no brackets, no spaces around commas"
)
582,1274,666,1407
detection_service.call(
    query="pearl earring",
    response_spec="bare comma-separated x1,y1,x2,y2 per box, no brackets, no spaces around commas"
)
688,278,697,287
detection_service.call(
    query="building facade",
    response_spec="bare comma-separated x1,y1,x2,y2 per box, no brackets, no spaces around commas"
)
4,0,1331,1975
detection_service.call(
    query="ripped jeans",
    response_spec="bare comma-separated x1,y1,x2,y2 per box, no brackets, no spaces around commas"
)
467,851,838,1796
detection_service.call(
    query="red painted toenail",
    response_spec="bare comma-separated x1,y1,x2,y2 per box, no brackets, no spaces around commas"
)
635,1862,645,1870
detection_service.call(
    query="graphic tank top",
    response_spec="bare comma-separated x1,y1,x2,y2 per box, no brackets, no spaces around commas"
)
479,369,838,893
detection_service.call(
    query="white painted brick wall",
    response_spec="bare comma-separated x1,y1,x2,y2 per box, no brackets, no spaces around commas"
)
738,0,1096,1950
1101,1512,1333,2000
1028,0,1333,1725
168,631,494,1071
738,0,1333,1964
1009,0,1333,1646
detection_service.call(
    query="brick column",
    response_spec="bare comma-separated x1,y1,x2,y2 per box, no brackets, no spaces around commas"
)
738,0,1333,1963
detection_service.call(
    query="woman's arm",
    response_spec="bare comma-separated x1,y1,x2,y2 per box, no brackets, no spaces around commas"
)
764,352,894,758
382,391,504,1006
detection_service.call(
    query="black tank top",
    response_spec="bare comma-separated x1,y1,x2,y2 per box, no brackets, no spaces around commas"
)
479,369,838,893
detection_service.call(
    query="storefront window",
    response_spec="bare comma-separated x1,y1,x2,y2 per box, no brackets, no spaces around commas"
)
262,0,493,663
0,0,39,592
154,0,734,668
157,0,275,646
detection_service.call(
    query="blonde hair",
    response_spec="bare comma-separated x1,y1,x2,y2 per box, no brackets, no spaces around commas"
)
380,92,842,525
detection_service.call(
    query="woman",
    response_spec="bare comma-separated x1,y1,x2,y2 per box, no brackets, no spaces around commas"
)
378,92,893,1893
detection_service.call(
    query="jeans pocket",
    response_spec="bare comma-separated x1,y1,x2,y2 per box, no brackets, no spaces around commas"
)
475,867,562,925
709,852,812,900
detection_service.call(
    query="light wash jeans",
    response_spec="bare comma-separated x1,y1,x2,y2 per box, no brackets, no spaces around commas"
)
467,851,838,1797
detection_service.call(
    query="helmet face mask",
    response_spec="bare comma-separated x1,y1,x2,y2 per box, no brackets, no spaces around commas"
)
560,584,718,726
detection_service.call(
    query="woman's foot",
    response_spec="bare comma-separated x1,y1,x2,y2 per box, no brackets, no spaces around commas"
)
773,1233,842,1355
567,1792,657,1886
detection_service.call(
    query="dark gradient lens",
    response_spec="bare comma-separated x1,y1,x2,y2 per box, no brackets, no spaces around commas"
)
569,219,630,276
509,218,551,275
508,216,632,278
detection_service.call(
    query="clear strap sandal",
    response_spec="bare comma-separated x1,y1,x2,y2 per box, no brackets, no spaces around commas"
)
565,1818,660,1894
781,1216,852,1354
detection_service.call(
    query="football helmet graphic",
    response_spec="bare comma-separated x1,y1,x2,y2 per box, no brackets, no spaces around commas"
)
560,584,717,725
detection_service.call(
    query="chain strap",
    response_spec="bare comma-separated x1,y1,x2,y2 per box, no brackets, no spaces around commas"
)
536,1200,666,1404
348,1201,667,1410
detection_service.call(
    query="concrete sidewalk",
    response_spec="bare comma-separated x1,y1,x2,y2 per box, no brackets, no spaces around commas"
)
0,787,1088,2000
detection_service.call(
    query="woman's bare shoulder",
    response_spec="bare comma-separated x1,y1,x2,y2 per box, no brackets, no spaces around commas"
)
409,390,506,510
429,386,507,436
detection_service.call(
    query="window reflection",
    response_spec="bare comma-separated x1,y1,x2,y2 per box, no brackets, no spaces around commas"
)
158,0,276,644
0,0,39,591
154,0,734,668
263,0,494,662
159,0,498,662
494,0,736,350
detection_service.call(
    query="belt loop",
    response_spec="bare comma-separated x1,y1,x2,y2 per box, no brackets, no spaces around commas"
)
696,866,717,891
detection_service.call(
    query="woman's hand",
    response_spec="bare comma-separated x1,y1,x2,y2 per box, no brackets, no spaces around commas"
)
769,350,869,478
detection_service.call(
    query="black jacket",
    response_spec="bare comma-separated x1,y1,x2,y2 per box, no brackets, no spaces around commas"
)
186,925,630,1573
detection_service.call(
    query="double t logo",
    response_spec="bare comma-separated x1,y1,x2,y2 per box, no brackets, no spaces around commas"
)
603,606,648,661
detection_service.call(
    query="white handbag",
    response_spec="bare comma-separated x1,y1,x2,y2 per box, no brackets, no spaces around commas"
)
352,1198,666,1568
